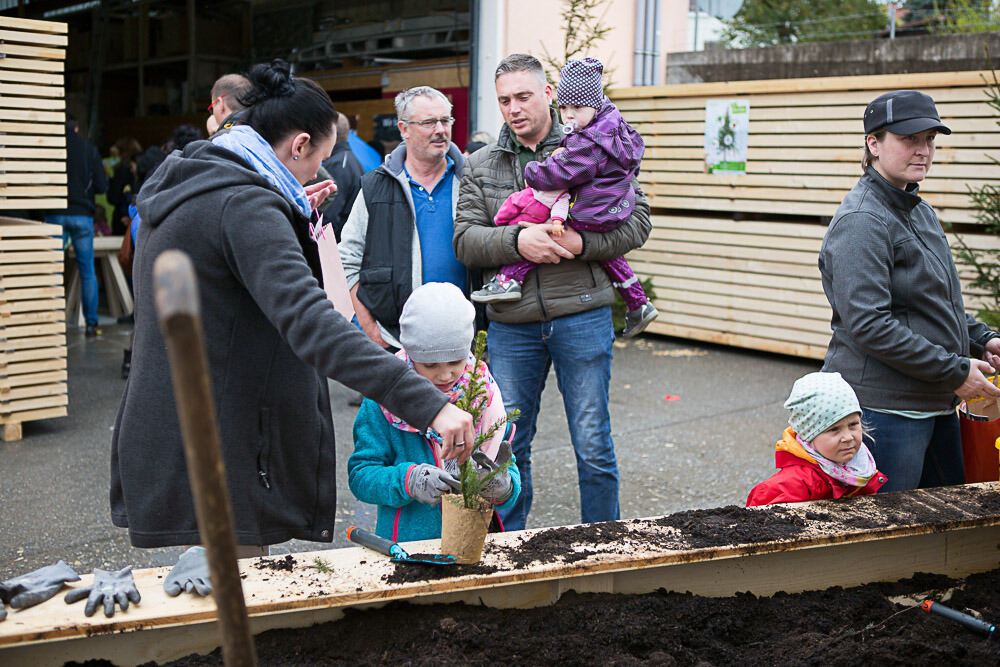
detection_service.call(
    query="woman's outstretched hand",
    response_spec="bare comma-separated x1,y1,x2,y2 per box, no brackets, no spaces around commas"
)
305,179,336,210
955,358,1000,401
430,403,475,464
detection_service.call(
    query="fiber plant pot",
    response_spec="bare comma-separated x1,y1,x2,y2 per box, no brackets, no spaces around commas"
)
440,495,493,564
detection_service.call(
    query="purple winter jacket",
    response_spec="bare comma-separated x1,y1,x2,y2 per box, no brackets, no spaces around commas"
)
523,97,645,231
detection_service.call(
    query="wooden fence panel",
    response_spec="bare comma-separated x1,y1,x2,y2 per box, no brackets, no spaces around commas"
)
611,71,1000,358
0,16,67,212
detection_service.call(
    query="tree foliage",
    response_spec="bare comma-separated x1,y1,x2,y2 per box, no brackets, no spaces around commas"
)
721,0,887,47
950,64,1000,328
538,0,615,91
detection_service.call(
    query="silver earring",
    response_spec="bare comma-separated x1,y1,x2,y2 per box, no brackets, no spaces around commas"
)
293,155,299,160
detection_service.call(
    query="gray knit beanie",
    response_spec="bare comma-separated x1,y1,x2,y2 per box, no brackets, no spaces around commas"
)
557,58,604,110
784,372,862,442
398,282,475,363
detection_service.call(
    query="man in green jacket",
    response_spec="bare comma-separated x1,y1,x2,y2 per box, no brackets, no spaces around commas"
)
454,54,652,530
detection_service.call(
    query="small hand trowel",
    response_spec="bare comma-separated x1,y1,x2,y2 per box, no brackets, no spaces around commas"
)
346,526,456,566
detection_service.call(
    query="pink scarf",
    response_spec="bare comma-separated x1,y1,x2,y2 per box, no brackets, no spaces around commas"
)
381,350,496,447
795,432,877,488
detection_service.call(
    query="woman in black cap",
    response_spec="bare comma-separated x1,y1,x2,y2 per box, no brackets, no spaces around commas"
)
818,89,1000,493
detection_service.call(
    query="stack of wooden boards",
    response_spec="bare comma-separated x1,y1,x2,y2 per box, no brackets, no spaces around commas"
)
1,16,69,440
0,15,67,210
0,217,67,441
610,71,1000,359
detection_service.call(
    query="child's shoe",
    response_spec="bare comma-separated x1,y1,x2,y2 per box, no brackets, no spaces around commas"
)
621,302,658,339
471,276,522,303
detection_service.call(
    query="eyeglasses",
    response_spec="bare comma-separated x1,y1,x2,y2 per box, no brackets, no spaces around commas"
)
403,116,455,129
207,94,226,112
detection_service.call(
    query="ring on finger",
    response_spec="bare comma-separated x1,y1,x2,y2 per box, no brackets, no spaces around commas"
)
455,441,466,447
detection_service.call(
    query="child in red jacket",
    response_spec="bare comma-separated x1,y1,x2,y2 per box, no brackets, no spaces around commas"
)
747,372,887,506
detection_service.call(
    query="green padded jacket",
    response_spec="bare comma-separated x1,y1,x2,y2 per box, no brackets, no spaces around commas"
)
453,109,652,324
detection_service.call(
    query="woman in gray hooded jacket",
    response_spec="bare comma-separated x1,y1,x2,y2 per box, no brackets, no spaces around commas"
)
819,89,1000,493
112,60,474,552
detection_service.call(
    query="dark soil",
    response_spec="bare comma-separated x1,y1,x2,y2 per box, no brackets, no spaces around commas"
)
88,486,1000,665
163,566,1000,666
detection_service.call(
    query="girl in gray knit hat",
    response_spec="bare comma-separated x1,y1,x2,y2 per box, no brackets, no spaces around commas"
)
347,283,521,541
746,372,887,506
471,57,659,338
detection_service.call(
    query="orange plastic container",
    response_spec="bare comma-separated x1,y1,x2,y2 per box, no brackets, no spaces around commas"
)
958,400,1000,483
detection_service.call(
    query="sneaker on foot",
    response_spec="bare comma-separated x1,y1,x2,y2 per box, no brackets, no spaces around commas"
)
621,302,658,339
85,324,102,338
471,277,522,303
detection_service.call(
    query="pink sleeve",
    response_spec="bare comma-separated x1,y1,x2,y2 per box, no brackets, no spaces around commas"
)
477,372,507,461
550,192,570,222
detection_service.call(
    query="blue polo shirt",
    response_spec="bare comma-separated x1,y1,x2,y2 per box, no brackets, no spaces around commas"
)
404,155,466,291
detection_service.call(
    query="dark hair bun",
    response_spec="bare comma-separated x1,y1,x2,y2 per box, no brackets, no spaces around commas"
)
243,59,295,106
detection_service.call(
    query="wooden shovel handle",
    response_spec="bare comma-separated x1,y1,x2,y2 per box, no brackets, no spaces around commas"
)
154,249,257,667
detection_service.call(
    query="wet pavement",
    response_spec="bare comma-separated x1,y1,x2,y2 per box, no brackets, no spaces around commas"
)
0,321,819,580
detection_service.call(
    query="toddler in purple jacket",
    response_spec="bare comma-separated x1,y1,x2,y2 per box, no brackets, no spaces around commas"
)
471,57,658,338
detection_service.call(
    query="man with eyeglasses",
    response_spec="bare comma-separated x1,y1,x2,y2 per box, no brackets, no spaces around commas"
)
340,86,471,351
454,54,652,531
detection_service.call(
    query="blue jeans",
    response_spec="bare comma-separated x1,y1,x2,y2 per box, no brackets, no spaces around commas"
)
862,409,965,492
47,214,98,326
488,306,619,530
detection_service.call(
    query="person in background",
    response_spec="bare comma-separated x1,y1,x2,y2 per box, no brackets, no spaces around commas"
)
454,54,651,530
106,136,142,235
345,113,382,172
463,140,487,157
819,89,1000,493
340,85,469,353
47,114,108,338
321,112,364,241
208,73,252,134
119,123,204,379
470,57,658,339
746,372,887,506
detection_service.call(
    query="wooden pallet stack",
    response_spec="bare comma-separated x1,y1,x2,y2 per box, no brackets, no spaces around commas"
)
610,71,1000,359
1,16,69,441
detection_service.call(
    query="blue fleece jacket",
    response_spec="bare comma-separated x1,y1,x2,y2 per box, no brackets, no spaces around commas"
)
348,398,521,542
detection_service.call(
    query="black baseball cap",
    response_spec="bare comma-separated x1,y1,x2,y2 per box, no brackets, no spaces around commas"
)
863,90,951,135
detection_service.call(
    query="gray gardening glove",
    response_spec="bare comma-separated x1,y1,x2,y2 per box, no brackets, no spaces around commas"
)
0,599,6,622
164,546,212,597
0,560,80,611
442,457,460,480
65,566,141,617
472,441,514,503
407,463,460,504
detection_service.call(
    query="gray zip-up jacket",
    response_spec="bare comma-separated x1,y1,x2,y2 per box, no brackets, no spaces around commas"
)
454,109,651,323
819,167,998,411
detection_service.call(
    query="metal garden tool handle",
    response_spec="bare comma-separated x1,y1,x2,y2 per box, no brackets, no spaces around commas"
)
921,600,996,636
154,249,257,667
346,526,405,560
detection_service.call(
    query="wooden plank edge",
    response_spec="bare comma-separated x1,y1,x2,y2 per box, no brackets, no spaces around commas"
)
609,70,996,100
1,515,998,666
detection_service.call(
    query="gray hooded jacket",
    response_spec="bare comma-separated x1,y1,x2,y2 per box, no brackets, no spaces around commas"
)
111,141,447,548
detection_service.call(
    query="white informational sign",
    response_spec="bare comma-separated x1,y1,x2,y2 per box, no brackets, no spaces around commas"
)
704,99,750,175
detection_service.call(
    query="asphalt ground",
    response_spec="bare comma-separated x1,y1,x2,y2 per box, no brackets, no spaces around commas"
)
0,321,819,580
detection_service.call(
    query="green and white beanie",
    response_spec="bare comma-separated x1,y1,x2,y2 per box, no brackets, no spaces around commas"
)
783,372,861,442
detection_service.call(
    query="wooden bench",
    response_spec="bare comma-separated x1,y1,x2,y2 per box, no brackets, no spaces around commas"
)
64,234,134,326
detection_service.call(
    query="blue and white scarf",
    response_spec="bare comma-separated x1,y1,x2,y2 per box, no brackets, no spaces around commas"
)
211,125,312,219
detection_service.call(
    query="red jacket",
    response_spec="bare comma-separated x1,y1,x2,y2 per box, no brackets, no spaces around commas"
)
746,428,887,507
